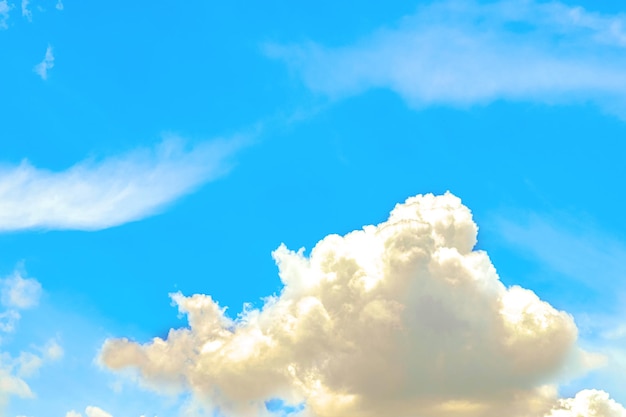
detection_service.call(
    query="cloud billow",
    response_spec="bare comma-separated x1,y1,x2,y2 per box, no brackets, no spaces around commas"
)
101,193,623,417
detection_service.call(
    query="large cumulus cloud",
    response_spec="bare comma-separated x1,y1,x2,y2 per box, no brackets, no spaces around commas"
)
101,193,618,417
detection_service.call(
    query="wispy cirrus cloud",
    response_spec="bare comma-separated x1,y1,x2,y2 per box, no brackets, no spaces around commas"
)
0,137,245,232
495,213,626,291
266,0,626,115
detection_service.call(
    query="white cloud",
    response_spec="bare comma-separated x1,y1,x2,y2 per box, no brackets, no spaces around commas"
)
101,192,612,417
15,352,43,378
0,269,63,411
0,0,10,29
545,389,626,417
0,136,245,232
86,406,114,417
1,271,42,310
55,0,63,10
65,407,114,417
0,268,41,336
0,337,61,408
267,0,626,115
0,364,33,403
43,339,64,361
0,310,20,333
21,0,31,21
33,45,54,80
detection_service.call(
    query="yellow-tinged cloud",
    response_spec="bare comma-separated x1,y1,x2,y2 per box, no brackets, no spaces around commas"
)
101,193,614,417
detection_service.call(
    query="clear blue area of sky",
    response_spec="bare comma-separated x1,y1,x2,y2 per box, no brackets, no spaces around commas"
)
1,0,626,416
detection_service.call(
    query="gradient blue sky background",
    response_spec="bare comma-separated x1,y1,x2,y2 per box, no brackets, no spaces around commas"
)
1,0,626,416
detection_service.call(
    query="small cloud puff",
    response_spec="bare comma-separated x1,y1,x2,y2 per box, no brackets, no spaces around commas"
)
21,0,31,21
1,270,42,310
101,193,612,417
0,268,41,335
66,407,114,417
33,45,54,80
43,339,64,361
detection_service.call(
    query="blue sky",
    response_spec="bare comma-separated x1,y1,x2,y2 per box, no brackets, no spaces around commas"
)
1,0,626,416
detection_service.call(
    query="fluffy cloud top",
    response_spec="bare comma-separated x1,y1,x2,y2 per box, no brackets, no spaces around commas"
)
545,389,626,417
267,0,626,114
101,193,614,417
0,137,243,232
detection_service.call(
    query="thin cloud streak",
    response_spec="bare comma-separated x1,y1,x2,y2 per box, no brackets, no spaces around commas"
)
0,137,246,232
266,0,626,114
495,214,626,291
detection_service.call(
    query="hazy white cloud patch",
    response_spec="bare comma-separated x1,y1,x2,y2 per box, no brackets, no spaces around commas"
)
21,0,31,21
33,45,54,80
0,0,10,29
0,269,62,410
55,0,63,10
0,268,41,335
495,213,626,291
1,270,42,310
0,136,245,232
101,192,617,417
65,406,114,417
267,0,626,115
